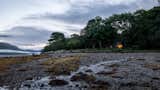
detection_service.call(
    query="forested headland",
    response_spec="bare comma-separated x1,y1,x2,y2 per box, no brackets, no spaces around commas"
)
43,6,160,52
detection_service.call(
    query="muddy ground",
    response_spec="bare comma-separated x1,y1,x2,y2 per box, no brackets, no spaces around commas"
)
0,53,160,90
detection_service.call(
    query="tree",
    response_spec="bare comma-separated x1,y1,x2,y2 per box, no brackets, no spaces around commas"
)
82,16,117,48
104,13,135,48
66,38,81,49
66,34,82,49
122,7,160,49
43,32,66,51
48,32,65,44
43,6,160,52
82,16,101,48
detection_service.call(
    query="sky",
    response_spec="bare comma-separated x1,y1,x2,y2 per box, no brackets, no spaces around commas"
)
0,0,158,50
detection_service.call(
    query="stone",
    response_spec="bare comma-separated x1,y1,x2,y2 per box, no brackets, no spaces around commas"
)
24,84,31,88
136,58,146,61
49,79,69,86
25,77,33,80
85,69,93,72
93,80,110,85
70,72,96,83
97,70,116,75
90,80,110,90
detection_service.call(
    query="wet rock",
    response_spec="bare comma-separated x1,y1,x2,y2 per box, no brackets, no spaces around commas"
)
127,57,135,61
139,82,150,87
97,68,117,76
111,75,123,79
108,63,120,67
17,67,29,72
93,80,110,86
111,73,124,79
136,58,146,61
121,82,137,87
49,79,69,86
83,85,88,88
134,86,152,90
90,80,110,90
152,77,160,80
68,85,73,87
119,86,152,90
75,84,79,87
24,84,31,88
25,77,33,80
70,72,96,83
85,69,93,72
156,59,160,62
97,70,116,75
40,84,45,87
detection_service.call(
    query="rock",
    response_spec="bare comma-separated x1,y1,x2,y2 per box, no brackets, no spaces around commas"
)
40,84,45,87
119,86,152,90
24,84,31,88
152,77,160,80
83,85,88,88
75,84,79,87
156,59,160,62
97,70,116,75
17,68,29,72
93,80,110,86
70,72,96,83
139,82,150,87
108,63,120,67
85,69,93,72
136,58,146,61
111,75,124,79
127,57,135,61
90,80,110,90
121,82,137,87
25,77,33,80
97,68,117,76
49,79,69,86
68,85,73,87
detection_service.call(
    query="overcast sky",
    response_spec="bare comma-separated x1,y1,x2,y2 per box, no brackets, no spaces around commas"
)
0,0,158,50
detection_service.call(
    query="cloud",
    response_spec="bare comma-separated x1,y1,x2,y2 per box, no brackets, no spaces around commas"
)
27,0,156,25
0,0,158,50
1,26,52,50
0,0,70,31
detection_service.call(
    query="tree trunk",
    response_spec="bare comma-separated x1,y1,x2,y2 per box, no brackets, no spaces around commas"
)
99,41,102,48
92,44,95,49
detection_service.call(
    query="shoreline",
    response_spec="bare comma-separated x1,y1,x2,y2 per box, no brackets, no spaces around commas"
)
0,53,160,90
43,49,160,54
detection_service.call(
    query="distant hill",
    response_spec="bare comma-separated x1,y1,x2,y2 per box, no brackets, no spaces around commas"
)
0,42,20,50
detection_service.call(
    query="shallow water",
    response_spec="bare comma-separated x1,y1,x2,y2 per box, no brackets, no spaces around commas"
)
12,59,127,90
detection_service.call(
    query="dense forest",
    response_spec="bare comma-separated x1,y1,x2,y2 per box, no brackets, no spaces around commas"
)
43,6,160,52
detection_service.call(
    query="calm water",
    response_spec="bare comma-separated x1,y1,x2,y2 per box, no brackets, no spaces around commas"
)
0,49,40,57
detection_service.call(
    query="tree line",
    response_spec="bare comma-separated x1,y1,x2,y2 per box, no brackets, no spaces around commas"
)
43,6,160,52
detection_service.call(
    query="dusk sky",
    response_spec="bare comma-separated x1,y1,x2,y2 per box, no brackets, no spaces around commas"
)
0,0,158,50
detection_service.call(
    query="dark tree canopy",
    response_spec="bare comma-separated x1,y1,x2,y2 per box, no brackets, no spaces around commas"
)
43,6,160,52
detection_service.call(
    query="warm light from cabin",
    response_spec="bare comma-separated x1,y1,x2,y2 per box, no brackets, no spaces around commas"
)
117,43,123,49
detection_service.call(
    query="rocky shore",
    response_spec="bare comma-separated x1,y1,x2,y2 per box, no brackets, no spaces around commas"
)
0,53,160,90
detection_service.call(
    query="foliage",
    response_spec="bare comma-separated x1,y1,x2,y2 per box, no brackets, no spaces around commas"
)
43,6,160,52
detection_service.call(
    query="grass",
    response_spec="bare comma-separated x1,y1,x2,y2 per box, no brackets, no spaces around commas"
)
0,54,49,73
42,56,80,75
